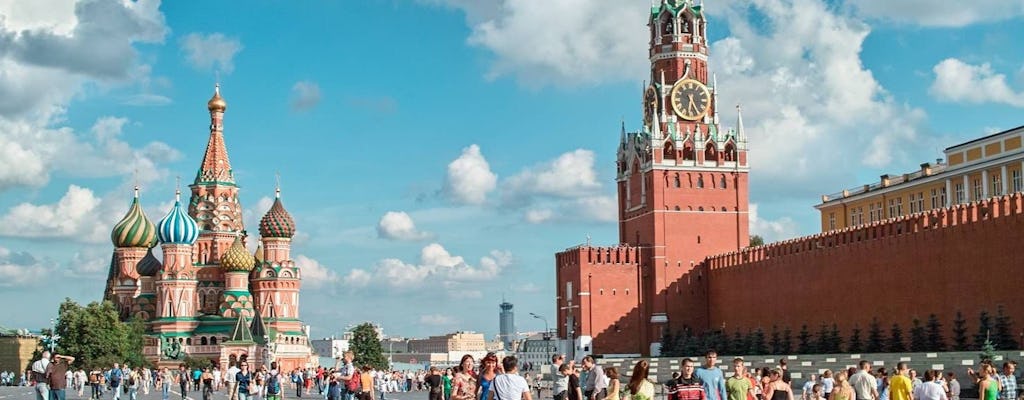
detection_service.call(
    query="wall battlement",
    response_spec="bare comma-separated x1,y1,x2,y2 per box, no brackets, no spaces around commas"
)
706,192,1024,271
556,245,643,266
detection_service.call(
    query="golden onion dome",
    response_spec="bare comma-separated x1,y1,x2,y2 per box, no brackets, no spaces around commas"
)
220,236,255,272
207,84,227,112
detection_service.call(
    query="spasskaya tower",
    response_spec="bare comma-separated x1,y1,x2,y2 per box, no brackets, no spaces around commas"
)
555,0,749,357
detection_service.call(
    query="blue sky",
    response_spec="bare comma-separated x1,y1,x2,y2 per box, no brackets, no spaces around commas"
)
1,0,1023,340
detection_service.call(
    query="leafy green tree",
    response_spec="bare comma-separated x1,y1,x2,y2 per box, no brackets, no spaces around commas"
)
750,328,767,355
980,334,997,362
33,298,148,370
909,318,928,352
770,326,782,354
952,311,969,351
975,310,993,350
797,325,813,354
829,324,844,353
350,323,389,370
750,235,765,247
993,305,1017,350
847,325,863,353
926,314,946,352
866,318,884,353
887,323,906,353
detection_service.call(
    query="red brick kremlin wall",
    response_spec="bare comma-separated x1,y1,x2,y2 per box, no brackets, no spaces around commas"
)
705,193,1024,341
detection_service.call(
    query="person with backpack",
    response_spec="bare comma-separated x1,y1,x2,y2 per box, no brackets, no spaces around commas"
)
337,351,358,400
266,362,283,400
109,363,124,400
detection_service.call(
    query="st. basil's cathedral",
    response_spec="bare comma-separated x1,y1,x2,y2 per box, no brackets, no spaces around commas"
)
104,86,315,370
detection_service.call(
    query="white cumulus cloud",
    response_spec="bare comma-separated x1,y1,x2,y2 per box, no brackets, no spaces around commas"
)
846,0,1024,27
443,144,497,205
503,149,601,204
748,203,799,244
344,243,512,289
0,246,55,288
0,185,103,241
931,58,1024,107
290,80,322,111
377,211,433,241
180,33,243,74
427,0,647,86
294,255,339,289
419,314,458,326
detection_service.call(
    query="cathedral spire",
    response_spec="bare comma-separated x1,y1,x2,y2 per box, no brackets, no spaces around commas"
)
196,84,234,184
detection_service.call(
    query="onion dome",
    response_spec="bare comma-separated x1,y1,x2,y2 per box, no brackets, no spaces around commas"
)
221,236,255,272
135,248,162,277
157,190,200,245
208,84,227,112
111,187,158,248
258,188,296,238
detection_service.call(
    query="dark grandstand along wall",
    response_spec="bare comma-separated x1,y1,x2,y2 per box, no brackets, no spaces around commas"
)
705,193,1024,345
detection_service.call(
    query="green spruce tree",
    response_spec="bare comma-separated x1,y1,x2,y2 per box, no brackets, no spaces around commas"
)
866,318,884,353
662,330,677,356
926,314,946,352
781,327,793,354
797,325,813,354
993,305,1017,350
829,324,844,354
350,323,389,370
848,325,863,353
975,310,993,350
815,324,830,354
770,326,782,354
887,323,907,353
909,318,928,352
952,311,969,351
732,330,748,356
751,328,767,355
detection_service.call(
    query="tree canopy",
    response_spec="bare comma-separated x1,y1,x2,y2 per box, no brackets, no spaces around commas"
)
350,323,389,370
32,298,146,370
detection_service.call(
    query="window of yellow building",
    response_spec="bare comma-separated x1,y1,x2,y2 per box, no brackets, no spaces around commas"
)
828,213,836,230
1014,169,1022,192
909,192,924,213
888,197,903,218
992,174,1003,196
955,183,965,204
973,178,983,200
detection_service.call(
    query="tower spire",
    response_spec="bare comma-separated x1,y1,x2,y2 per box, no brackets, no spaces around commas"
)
713,73,720,125
197,84,233,184
736,104,746,142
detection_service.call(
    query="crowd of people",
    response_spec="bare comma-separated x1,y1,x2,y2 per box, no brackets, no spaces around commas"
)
18,348,1022,400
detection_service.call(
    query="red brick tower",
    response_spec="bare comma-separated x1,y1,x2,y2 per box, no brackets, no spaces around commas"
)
556,0,749,357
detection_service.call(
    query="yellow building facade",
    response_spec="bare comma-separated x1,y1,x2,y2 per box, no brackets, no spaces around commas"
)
817,125,1024,231
0,333,40,375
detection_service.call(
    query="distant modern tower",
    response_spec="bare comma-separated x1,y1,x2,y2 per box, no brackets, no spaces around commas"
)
498,300,515,350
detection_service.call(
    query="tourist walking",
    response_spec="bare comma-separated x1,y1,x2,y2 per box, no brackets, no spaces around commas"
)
266,362,284,400
829,371,854,400
912,371,944,400
695,352,727,400
453,355,479,400
765,370,793,400
46,353,74,400
944,373,958,400
889,363,912,400
626,360,653,400
726,358,753,400
551,355,567,400
158,368,173,400
226,361,240,400
427,367,444,400
602,368,619,400
238,362,254,400
479,354,500,400
849,362,878,400
202,367,215,400
821,371,835,400
488,356,532,400
671,358,707,400
31,351,52,400
582,356,608,400
443,368,454,400
803,375,819,400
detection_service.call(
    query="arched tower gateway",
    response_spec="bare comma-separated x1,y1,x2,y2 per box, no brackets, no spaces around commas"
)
103,86,314,370
555,0,749,357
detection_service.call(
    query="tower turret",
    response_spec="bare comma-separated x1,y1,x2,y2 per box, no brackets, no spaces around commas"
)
219,236,255,318
108,186,158,319
252,186,302,334
154,188,200,324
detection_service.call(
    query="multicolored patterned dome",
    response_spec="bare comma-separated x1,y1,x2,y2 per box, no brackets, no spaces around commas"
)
221,236,255,272
158,191,200,245
258,191,296,238
111,189,158,248
135,248,162,277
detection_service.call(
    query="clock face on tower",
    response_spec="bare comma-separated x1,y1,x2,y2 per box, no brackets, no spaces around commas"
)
670,79,711,121
642,85,659,128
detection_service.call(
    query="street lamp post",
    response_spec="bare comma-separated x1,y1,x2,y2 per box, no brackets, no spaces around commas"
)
47,318,60,353
530,313,550,362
